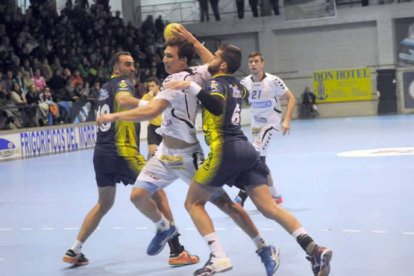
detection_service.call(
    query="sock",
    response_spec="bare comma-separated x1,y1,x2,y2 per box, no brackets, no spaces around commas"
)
237,189,248,202
70,240,83,254
252,235,267,250
204,232,226,259
155,215,170,231
168,233,184,255
292,228,316,255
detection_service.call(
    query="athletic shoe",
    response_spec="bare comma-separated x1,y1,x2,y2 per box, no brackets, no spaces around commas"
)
63,249,89,266
193,254,233,276
147,225,178,256
272,195,283,205
256,245,280,276
169,249,200,266
234,196,245,207
306,246,332,276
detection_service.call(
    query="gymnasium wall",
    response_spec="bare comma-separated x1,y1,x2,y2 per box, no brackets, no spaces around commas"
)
187,2,414,117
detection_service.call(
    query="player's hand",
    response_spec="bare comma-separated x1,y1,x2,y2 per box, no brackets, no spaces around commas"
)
97,114,116,125
164,80,191,90
282,121,290,135
172,25,197,44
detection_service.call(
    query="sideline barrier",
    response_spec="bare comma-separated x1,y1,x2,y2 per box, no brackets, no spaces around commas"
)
0,108,252,162
0,123,97,162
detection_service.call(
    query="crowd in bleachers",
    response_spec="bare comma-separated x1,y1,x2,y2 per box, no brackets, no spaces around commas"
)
0,0,167,130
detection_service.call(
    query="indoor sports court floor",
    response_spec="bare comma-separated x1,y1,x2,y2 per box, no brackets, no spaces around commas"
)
1,114,413,276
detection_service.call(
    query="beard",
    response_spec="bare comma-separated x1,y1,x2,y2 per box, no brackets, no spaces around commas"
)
207,63,220,75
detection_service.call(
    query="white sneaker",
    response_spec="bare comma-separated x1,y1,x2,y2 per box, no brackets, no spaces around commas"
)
193,254,233,275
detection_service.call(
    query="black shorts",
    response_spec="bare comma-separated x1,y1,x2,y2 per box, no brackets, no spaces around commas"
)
93,154,146,187
194,139,268,189
147,124,162,146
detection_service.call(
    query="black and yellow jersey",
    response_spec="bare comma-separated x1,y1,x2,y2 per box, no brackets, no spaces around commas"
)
95,76,139,157
202,74,248,145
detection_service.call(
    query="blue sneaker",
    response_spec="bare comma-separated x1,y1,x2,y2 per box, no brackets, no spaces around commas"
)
256,245,280,276
147,225,178,256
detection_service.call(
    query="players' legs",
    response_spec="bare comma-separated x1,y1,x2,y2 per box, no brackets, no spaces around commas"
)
246,183,332,275
210,191,259,239
63,186,116,265
77,186,116,242
247,184,299,232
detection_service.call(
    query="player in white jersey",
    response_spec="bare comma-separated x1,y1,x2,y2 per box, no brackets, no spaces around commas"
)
97,31,276,273
234,52,296,207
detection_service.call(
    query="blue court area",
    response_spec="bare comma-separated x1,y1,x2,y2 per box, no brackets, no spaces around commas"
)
1,114,413,276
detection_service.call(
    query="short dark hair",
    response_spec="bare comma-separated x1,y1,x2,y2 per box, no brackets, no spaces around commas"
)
109,51,132,69
248,52,264,62
165,38,195,65
145,76,161,86
219,44,242,74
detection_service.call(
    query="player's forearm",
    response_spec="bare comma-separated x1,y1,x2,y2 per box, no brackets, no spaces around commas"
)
285,96,296,121
118,95,140,109
193,41,213,64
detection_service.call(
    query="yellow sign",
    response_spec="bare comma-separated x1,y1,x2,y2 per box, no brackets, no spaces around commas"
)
313,68,373,102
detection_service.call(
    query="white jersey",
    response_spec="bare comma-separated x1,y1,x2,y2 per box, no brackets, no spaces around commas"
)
154,64,210,143
241,73,288,130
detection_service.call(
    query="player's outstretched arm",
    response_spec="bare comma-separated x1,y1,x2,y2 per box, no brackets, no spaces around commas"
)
97,99,169,125
173,25,213,64
116,92,141,109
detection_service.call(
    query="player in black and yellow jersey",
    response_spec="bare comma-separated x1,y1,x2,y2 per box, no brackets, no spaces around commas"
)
166,45,332,276
63,52,190,267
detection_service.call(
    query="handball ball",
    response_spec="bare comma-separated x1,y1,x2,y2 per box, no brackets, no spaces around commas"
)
164,23,181,41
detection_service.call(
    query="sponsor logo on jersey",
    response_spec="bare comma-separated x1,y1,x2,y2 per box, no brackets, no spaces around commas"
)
251,100,272,108
119,80,128,88
253,115,268,124
98,89,109,100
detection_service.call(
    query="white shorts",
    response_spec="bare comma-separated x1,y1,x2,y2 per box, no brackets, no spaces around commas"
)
135,142,204,193
251,124,278,157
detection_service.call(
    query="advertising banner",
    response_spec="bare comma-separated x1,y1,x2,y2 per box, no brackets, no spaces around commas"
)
0,124,97,161
312,67,373,103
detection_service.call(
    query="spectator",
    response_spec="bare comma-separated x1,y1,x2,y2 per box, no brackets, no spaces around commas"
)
236,0,245,19
39,86,60,124
198,0,209,22
32,68,47,92
249,0,259,17
154,15,165,35
10,82,37,127
209,0,220,21
300,86,319,119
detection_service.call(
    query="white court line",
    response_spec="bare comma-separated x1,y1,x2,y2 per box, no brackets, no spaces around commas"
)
261,228,275,231
0,228,12,231
63,227,79,230
342,229,361,233
215,227,227,231
371,230,388,234
136,227,148,230
402,232,414,235
0,258,4,261
113,227,127,230
42,227,55,230
185,227,197,231
319,229,332,232
21,228,33,231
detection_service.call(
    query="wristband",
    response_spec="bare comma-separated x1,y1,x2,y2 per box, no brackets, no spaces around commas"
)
188,82,202,96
